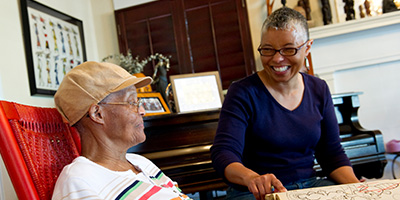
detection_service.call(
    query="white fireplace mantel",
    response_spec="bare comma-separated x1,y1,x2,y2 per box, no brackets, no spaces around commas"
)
310,11,400,40
309,11,400,81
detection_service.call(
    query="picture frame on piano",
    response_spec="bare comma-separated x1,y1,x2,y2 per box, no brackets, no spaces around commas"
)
169,71,224,113
138,92,171,116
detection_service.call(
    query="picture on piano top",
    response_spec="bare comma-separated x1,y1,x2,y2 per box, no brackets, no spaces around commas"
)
138,92,170,117
169,71,224,113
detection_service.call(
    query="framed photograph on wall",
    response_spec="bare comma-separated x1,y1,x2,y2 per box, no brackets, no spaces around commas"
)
138,92,171,116
170,71,224,113
20,0,86,95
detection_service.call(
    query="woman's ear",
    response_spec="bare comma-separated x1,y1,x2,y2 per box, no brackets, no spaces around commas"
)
87,104,105,124
305,39,314,56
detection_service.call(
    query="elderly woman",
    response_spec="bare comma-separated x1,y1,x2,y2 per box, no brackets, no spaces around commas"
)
211,7,359,200
52,61,191,200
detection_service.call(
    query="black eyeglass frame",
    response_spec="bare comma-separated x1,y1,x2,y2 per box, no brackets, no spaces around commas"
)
257,40,309,57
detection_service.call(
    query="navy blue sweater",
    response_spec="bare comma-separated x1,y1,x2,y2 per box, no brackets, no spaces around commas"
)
210,73,351,189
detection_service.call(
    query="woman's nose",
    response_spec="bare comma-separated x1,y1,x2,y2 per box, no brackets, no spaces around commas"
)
271,51,285,62
138,105,146,116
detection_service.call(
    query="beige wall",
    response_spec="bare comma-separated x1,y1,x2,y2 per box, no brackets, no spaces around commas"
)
0,0,119,107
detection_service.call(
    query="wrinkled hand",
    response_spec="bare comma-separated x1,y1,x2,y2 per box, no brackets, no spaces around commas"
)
245,173,287,200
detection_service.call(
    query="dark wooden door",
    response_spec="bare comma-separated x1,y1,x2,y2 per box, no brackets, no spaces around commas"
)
115,0,255,89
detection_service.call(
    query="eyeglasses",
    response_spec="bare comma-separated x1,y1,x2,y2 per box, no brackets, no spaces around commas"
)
257,40,309,57
98,98,143,113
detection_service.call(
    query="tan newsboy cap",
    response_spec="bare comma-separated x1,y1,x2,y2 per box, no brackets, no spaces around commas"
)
54,61,152,125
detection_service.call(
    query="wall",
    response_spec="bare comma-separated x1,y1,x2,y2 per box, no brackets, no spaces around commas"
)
0,0,119,199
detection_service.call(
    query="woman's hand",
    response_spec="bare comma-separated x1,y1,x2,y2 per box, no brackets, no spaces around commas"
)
245,173,286,200
225,162,287,200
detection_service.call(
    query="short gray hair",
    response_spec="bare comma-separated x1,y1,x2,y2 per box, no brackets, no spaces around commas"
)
261,7,309,42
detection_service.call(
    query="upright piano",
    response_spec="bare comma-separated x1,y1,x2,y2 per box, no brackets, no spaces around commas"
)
127,92,386,198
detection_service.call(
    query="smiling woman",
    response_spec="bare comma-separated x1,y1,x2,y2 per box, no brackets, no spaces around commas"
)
211,7,360,200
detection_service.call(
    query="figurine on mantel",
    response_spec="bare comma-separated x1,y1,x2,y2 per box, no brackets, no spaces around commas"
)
383,0,399,13
320,0,332,25
343,0,355,20
293,5,315,28
359,5,366,18
297,0,311,20
364,0,372,16
293,5,306,17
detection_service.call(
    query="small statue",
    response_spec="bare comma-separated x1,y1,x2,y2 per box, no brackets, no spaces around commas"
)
294,6,307,17
359,5,366,18
383,0,399,13
320,0,332,25
297,0,311,20
152,56,171,107
343,0,355,21
364,0,372,16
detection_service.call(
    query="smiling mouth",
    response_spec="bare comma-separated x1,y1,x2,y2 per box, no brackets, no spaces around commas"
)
271,66,290,72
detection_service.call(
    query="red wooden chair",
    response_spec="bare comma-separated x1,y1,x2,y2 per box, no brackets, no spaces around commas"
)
0,101,81,200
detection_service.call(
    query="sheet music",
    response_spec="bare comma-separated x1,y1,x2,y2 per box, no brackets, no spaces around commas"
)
267,179,400,200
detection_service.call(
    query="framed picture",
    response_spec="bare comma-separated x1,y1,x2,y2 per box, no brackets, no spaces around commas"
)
138,92,171,116
170,71,224,113
20,0,86,95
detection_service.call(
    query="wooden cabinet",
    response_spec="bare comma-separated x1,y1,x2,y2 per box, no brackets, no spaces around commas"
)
115,0,255,89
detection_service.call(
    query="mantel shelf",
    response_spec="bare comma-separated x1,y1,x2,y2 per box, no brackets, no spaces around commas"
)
310,11,400,40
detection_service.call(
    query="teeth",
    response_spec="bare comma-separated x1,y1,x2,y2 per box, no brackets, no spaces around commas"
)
273,66,289,72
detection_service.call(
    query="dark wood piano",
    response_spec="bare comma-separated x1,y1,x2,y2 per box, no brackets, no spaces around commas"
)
324,92,387,178
127,92,386,198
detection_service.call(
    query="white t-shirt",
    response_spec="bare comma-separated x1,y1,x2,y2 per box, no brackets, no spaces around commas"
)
52,154,192,200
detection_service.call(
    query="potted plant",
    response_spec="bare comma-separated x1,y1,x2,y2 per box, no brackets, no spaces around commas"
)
102,50,171,93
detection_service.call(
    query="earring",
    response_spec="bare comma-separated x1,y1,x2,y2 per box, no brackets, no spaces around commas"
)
305,57,310,71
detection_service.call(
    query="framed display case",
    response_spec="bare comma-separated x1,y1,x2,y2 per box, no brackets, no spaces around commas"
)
20,0,86,95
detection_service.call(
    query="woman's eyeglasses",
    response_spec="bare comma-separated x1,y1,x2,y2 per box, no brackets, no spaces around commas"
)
257,40,309,57
98,98,143,113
